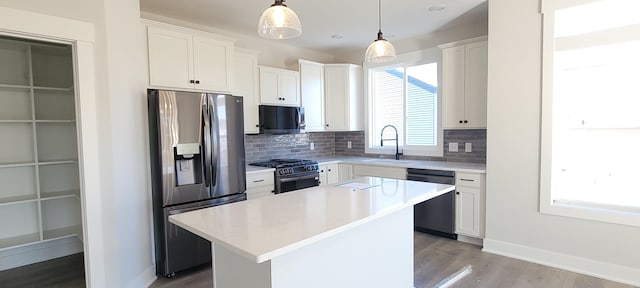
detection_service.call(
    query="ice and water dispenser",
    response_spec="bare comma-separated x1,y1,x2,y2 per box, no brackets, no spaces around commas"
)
174,143,203,186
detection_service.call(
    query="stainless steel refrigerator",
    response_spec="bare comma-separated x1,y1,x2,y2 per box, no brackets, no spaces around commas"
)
148,89,247,277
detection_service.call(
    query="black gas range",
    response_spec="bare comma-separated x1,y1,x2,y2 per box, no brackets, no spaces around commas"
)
249,159,320,194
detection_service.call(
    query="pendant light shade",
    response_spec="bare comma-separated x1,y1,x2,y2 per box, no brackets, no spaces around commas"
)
365,0,396,63
258,0,302,40
365,31,397,63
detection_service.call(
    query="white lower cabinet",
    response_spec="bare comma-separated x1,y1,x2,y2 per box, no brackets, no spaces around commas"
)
246,171,274,200
353,165,406,179
338,164,353,182
454,172,485,238
319,164,339,186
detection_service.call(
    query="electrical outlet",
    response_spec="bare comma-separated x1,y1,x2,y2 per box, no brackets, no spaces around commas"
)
449,142,458,152
310,143,315,150
465,143,472,152
347,141,352,149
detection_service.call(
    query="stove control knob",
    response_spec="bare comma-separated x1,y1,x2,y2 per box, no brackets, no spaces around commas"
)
278,170,284,175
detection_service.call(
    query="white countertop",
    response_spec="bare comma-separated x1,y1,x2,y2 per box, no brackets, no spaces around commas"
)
314,157,486,173
169,176,454,263
245,165,274,174
246,157,485,174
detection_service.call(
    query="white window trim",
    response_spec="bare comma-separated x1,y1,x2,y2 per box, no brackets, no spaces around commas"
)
539,0,640,227
363,47,443,157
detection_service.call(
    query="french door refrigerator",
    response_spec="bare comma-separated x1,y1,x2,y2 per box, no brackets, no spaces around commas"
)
148,89,247,277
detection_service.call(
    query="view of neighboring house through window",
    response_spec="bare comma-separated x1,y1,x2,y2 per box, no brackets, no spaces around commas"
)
365,47,442,157
540,0,640,226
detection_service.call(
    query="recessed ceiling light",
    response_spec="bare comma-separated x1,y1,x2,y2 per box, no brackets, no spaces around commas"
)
428,4,447,12
331,34,344,39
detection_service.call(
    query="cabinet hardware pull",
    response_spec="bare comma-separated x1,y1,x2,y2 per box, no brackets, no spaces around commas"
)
190,80,195,84
326,124,329,127
464,120,468,123
327,169,331,172
459,120,463,123
459,179,474,182
195,80,200,84
456,192,460,195
252,179,265,183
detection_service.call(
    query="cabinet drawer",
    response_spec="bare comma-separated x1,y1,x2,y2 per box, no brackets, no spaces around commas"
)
456,173,481,188
246,172,274,189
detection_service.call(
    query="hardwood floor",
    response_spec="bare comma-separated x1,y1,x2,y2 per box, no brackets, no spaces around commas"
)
152,233,636,288
0,253,85,288
1,235,634,288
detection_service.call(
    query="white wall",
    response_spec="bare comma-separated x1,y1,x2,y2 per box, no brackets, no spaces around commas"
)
0,1,155,287
336,19,488,64
485,0,640,286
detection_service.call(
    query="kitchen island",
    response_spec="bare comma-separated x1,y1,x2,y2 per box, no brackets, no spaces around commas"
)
169,176,454,288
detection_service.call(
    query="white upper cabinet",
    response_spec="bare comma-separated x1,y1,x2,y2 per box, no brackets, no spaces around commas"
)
233,50,260,134
324,64,363,131
299,59,325,131
259,66,300,106
147,25,234,92
441,38,487,129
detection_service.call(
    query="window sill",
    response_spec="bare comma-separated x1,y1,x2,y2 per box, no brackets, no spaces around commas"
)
540,200,640,228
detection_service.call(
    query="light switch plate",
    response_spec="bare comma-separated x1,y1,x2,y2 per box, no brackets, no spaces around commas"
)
310,143,315,150
465,143,472,152
347,141,352,149
449,142,458,152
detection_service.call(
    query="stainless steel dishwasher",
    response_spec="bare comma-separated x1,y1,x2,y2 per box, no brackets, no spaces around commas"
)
406,168,457,239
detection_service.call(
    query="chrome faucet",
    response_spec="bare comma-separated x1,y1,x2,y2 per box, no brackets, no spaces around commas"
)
380,125,403,160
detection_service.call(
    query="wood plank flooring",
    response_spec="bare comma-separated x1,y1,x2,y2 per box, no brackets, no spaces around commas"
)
0,253,85,288
1,234,635,288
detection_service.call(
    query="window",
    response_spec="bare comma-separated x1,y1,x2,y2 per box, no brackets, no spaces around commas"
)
540,0,640,226
364,48,443,157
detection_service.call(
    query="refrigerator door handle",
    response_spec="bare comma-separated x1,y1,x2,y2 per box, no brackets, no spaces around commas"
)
202,95,212,189
208,95,218,188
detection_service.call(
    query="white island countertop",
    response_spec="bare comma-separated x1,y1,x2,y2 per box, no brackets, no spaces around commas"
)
169,176,454,264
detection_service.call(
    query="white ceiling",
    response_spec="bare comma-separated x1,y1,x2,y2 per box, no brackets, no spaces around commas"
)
139,0,487,55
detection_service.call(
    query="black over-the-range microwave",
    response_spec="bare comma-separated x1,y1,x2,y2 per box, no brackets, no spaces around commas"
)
258,105,305,134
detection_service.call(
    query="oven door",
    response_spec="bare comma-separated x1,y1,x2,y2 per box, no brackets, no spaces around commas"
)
276,171,319,193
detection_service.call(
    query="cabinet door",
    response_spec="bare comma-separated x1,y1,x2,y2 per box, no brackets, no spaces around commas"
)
464,41,488,128
259,67,280,104
278,70,300,106
338,164,353,181
324,65,348,131
147,26,194,89
300,60,325,131
318,164,328,186
193,36,233,92
353,165,405,179
455,187,481,237
326,164,339,185
234,52,260,134
442,46,466,129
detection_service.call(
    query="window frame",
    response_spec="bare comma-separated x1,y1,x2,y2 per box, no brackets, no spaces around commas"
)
539,0,640,227
363,47,443,157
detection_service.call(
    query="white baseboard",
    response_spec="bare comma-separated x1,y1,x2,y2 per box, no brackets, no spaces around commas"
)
126,264,156,288
457,235,483,246
0,236,83,271
482,238,640,287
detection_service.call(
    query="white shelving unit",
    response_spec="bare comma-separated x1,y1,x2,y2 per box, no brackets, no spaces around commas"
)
0,36,82,251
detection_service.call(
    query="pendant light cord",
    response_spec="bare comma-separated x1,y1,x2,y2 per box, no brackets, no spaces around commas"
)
378,0,382,32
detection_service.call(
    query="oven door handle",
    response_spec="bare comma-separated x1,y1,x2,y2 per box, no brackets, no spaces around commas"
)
278,173,319,183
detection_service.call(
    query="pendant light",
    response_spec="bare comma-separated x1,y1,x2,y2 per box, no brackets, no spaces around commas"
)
365,0,396,63
258,0,302,40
